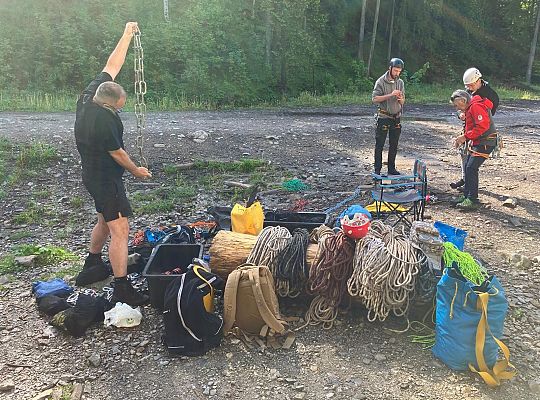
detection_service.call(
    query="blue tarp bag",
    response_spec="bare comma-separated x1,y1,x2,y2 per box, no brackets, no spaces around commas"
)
434,221,467,250
32,278,73,299
432,267,515,386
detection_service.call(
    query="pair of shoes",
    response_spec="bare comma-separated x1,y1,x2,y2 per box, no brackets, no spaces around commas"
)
75,259,112,286
111,280,149,307
450,179,465,189
388,169,401,176
456,198,480,210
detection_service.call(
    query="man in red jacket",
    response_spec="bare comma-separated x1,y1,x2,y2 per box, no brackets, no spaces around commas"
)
450,89,497,210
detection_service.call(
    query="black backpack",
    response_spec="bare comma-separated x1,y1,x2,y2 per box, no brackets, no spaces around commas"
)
162,266,224,356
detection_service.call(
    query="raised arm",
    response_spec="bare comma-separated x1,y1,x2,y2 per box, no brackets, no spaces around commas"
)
102,22,139,80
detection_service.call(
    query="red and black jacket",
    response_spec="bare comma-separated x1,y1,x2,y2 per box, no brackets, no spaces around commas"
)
465,95,497,146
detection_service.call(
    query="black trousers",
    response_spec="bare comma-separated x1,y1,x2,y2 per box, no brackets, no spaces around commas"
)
463,144,495,201
374,117,401,173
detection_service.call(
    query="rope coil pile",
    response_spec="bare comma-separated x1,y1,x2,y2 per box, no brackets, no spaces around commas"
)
302,226,355,329
347,220,422,322
272,228,310,297
247,226,291,268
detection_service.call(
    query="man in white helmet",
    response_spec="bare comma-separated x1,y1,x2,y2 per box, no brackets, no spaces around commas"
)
450,68,499,191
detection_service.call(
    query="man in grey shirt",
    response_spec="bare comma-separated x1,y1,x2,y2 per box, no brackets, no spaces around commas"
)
372,58,405,176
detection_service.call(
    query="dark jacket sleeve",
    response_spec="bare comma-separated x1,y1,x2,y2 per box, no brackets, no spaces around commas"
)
478,83,499,115
78,72,113,106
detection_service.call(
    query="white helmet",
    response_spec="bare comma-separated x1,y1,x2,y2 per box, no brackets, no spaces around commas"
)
463,67,482,85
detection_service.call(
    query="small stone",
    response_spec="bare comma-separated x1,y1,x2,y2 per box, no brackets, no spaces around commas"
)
502,198,517,208
374,354,387,362
294,394,306,400
31,389,53,400
529,380,540,394
14,255,37,267
362,358,371,365
88,353,101,367
0,379,15,392
326,393,335,398
203,387,210,395
153,143,166,148
209,389,217,396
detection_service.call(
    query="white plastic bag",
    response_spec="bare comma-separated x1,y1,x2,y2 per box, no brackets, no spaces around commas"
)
104,302,143,328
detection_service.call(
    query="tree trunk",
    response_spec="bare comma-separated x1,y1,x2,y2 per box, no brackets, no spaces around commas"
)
357,0,367,61
209,230,320,279
526,0,540,84
265,11,273,67
387,0,395,61
367,0,381,76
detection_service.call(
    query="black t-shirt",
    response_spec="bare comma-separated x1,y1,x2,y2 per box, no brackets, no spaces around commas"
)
74,72,125,182
469,80,499,115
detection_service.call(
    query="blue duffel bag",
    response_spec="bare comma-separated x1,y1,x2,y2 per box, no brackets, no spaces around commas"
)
432,267,515,386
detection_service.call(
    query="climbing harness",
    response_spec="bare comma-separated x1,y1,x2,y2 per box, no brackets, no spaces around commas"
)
133,29,148,168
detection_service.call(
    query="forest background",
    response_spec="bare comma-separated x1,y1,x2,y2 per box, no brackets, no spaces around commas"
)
1,0,540,110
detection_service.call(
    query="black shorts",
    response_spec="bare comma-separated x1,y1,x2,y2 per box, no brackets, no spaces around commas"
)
83,178,133,222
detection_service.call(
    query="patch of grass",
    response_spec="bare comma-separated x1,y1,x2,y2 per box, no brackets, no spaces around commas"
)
69,196,84,209
13,244,78,267
163,164,178,175
9,230,34,240
33,189,52,199
0,254,19,275
41,263,82,281
12,201,50,225
193,159,267,173
0,90,76,112
17,142,58,169
132,177,197,214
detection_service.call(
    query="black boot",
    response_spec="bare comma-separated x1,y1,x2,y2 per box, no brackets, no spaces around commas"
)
111,278,149,307
75,253,111,286
450,179,465,189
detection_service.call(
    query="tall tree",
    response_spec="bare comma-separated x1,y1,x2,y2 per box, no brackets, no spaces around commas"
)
357,0,367,61
367,0,380,76
526,0,540,84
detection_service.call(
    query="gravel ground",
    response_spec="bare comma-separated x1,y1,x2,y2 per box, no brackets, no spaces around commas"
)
0,102,539,400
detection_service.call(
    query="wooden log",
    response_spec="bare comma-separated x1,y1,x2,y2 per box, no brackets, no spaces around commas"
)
209,230,319,279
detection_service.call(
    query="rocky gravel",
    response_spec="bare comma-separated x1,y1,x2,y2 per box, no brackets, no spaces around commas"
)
1,102,540,399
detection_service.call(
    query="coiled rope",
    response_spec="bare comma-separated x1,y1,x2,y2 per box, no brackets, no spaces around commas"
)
347,220,422,322
301,226,355,329
247,226,291,270
271,228,310,298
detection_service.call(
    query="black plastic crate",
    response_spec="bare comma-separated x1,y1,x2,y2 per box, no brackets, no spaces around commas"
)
263,211,328,232
142,244,203,309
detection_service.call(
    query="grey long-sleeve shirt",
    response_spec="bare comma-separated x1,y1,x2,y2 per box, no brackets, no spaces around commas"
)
372,71,404,117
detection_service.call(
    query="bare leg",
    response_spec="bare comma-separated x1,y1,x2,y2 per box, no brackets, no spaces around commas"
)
89,213,110,254
106,215,129,278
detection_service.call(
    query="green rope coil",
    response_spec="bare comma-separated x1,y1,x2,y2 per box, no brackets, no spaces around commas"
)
442,242,488,285
282,178,309,192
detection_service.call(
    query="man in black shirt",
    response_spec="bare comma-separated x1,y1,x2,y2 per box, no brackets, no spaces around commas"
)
450,67,499,190
74,22,152,306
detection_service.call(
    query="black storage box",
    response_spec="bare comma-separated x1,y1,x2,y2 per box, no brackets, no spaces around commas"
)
142,243,203,309
263,211,328,232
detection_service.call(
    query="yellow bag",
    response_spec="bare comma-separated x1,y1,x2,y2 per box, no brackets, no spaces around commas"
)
231,201,264,235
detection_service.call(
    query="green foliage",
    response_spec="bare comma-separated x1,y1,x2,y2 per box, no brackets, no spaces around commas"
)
69,196,84,209
0,255,18,275
0,0,538,107
193,159,267,173
13,244,78,267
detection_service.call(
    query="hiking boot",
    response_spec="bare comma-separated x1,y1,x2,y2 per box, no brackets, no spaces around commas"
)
388,169,401,176
456,198,480,210
75,257,111,286
111,280,149,307
450,179,465,190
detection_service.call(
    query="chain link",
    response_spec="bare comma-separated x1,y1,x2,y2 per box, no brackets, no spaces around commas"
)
163,0,170,22
133,30,148,168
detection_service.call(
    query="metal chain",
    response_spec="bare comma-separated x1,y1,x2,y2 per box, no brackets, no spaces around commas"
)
163,0,170,22
133,30,148,168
